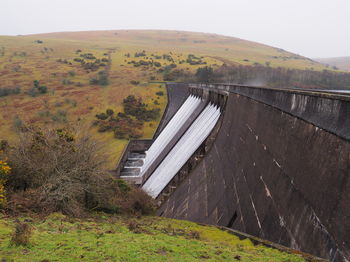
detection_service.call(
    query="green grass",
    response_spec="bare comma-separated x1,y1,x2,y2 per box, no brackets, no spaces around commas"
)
0,213,307,262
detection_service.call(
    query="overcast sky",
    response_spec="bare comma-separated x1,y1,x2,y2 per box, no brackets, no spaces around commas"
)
1,0,349,58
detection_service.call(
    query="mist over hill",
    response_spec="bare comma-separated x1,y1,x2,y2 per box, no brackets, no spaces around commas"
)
315,56,350,71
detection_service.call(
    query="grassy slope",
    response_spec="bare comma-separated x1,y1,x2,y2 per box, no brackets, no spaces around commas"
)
315,56,350,71
0,213,308,262
31,30,326,70
0,30,329,166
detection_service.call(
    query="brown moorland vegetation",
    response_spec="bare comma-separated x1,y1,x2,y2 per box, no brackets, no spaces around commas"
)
0,30,332,166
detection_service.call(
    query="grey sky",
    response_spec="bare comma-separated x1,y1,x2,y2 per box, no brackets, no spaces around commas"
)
1,0,349,58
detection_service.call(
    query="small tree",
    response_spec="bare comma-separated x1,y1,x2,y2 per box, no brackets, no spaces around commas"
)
106,109,114,116
195,66,214,83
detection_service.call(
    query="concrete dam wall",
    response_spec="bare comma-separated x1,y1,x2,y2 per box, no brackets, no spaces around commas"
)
118,83,349,262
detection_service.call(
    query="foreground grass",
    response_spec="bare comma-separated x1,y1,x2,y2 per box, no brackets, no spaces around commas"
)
0,213,307,262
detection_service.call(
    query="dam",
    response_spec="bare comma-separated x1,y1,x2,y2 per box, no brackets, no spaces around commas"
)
117,83,350,262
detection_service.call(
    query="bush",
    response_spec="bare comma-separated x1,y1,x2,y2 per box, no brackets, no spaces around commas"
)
27,80,48,96
123,188,156,215
38,85,48,94
38,110,50,118
123,95,160,121
96,113,108,120
156,91,164,96
11,222,32,246
80,53,96,60
68,71,76,77
51,110,67,122
106,109,114,116
0,87,21,97
4,126,155,217
90,70,109,86
27,88,38,97
163,69,193,82
195,66,214,83
134,51,146,57
13,117,23,131
89,78,99,85
0,158,11,208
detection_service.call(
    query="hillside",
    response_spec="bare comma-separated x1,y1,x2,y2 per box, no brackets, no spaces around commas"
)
28,30,327,70
0,30,330,166
0,213,314,262
315,56,350,71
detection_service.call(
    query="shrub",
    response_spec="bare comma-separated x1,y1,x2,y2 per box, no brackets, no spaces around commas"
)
62,79,74,85
38,85,48,94
0,158,11,208
4,126,155,216
28,81,48,96
95,113,108,120
51,110,67,122
163,69,193,82
38,110,51,118
11,222,32,246
90,70,109,86
89,78,99,85
80,53,96,60
134,51,146,57
0,87,21,97
13,117,24,131
27,88,38,97
106,109,114,116
123,188,156,215
195,66,214,83
156,91,164,96
97,124,112,133
123,95,160,121
130,80,140,85
68,71,76,77
0,140,9,151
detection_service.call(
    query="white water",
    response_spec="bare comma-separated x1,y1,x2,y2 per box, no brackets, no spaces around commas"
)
140,95,202,176
142,103,221,198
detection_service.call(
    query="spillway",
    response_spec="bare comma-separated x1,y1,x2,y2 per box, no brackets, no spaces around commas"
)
141,95,202,175
120,95,204,181
142,103,221,198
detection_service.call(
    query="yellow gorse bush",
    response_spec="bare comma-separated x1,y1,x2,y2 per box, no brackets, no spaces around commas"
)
0,158,11,207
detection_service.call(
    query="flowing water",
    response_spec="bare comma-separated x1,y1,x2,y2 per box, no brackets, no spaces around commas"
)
140,95,202,176
142,103,221,198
